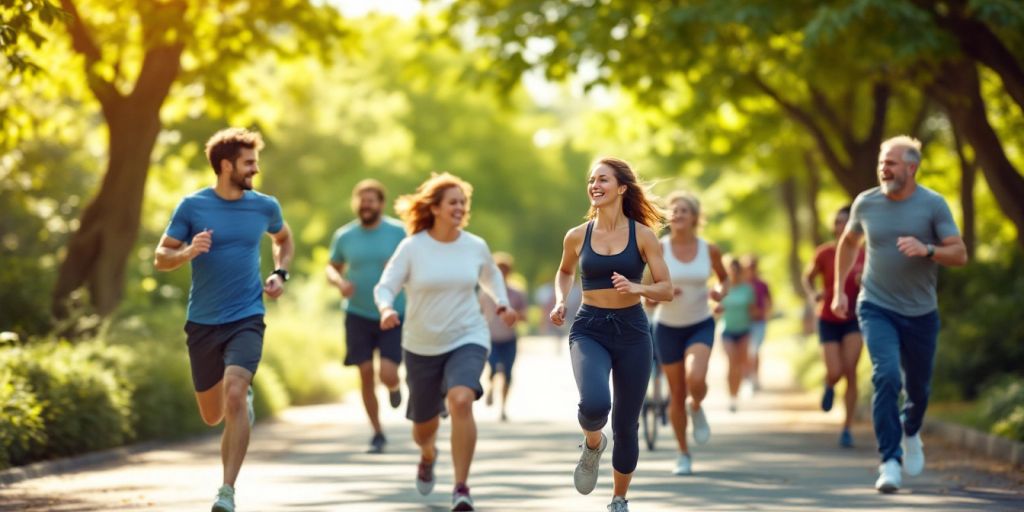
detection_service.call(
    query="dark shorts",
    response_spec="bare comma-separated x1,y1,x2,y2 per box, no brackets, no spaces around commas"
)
184,314,265,392
721,330,750,343
488,338,517,382
818,318,861,344
654,317,715,365
344,312,403,366
404,344,487,423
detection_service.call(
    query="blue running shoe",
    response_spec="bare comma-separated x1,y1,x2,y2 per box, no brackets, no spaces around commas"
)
821,386,835,412
839,429,854,448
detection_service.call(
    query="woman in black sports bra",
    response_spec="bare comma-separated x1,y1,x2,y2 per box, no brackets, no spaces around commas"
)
549,157,672,512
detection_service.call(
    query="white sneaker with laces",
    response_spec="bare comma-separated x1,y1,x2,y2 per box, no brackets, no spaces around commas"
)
573,432,607,495
688,401,710,445
672,453,693,475
607,495,629,512
903,433,925,476
211,484,235,512
875,459,902,493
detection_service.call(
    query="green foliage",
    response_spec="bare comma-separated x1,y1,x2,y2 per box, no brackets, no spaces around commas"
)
979,376,1024,442
0,368,46,468
125,338,207,441
0,0,66,74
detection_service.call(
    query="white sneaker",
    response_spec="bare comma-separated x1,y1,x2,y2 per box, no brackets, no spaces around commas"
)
875,459,902,493
688,402,710,445
607,495,629,512
573,433,607,495
211,484,235,512
672,453,693,475
903,433,925,476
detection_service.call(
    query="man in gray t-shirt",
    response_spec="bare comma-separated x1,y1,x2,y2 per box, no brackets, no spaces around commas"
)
832,135,967,494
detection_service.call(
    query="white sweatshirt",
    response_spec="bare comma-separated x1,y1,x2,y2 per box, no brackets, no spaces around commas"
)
374,230,510,356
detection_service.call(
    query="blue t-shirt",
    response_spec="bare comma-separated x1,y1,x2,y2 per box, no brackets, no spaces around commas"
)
849,185,960,316
166,188,284,325
329,217,406,320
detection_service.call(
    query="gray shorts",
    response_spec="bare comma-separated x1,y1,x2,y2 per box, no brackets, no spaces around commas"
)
184,314,265,392
404,344,487,423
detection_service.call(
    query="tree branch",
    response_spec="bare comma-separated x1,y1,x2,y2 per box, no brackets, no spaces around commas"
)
863,81,890,149
808,85,853,150
59,0,119,106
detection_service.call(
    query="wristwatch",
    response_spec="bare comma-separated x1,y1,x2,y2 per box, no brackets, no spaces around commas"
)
272,268,290,282
925,244,935,259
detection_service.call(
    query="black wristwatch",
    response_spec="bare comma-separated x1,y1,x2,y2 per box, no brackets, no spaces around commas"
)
272,268,289,282
925,244,935,259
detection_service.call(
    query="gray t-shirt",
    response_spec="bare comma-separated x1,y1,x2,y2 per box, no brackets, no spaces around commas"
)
849,185,960,316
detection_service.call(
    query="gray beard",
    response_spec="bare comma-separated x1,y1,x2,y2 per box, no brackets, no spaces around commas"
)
880,179,902,195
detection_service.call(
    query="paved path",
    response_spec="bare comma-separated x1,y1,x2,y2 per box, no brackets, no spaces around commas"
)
2,336,1022,511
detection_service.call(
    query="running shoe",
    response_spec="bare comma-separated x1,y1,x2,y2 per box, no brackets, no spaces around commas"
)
728,398,738,413
607,495,629,511
416,450,436,495
211,484,235,512
451,483,474,511
440,403,449,419
875,459,901,493
839,429,854,448
903,433,925,476
367,432,386,454
573,432,607,495
389,388,402,409
688,401,710,445
484,390,494,407
246,386,255,428
821,386,835,412
672,453,693,475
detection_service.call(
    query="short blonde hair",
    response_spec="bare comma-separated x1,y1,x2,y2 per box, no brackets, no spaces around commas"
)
881,135,922,167
665,191,701,228
395,172,473,234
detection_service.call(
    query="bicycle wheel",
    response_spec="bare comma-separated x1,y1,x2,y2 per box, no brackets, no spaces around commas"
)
642,400,658,451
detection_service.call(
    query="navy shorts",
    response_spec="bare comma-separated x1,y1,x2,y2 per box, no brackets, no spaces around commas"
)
184,314,265,392
344,312,403,366
488,338,517,382
653,317,715,365
404,344,487,423
721,330,750,343
818,318,860,344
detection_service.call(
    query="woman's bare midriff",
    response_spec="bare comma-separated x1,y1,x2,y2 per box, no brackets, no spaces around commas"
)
582,288,642,309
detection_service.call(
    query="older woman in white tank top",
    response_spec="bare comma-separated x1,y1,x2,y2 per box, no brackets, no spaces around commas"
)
645,192,729,476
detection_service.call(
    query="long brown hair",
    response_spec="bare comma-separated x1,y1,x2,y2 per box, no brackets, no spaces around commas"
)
586,157,664,229
395,172,473,234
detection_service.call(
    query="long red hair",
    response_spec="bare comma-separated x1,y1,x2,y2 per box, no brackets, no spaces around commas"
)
586,157,664,229
395,172,473,234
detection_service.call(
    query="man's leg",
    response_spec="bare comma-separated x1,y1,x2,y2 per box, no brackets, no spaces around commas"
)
358,361,382,433
221,365,254,487
860,303,903,463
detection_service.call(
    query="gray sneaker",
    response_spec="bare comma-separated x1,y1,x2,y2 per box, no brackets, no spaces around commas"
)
607,495,629,511
416,450,437,496
573,432,607,495
689,401,710,445
211,484,235,512
246,386,255,428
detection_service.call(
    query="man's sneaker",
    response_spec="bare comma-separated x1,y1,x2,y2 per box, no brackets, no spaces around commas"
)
607,495,629,512
367,432,386,454
821,386,835,412
211,484,235,512
451,483,474,511
416,452,436,495
573,432,607,495
688,401,710,445
903,433,925,476
389,388,402,409
875,459,902,493
839,428,854,448
672,453,693,475
246,386,255,428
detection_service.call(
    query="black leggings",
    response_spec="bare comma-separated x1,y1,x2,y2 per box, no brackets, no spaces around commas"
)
569,303,652,474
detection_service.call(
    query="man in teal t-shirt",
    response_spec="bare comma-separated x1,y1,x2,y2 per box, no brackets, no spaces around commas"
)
326,179,407,454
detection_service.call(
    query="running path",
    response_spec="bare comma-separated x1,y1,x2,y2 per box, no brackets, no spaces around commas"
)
1,336,1022,511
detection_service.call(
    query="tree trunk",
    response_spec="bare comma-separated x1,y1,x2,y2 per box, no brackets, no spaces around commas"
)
803,150,824,247
951,122,977,259
931,60,1024,251
780,176,804,297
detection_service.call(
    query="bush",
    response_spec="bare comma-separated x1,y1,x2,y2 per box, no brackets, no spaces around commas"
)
127,339,209,441
0,369,46,468
978,376,1024,442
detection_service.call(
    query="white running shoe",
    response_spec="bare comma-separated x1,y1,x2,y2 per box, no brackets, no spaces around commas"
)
607,495,629,512
573,432,607,495
688,402,710,445
875,459,902,493
211,484,235,512
903,433,925,476
672,453,693,475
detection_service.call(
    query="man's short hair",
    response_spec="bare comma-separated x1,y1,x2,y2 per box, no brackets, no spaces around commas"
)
205,128,264,175
352,179,387,202
881,135,922,168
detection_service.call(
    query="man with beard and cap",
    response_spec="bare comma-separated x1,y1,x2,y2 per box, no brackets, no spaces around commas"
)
327,178,408,454
155,127,294,512
832,135,967,494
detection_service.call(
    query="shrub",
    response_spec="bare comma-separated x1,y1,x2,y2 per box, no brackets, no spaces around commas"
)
0,369,46,468
978,376,1024,442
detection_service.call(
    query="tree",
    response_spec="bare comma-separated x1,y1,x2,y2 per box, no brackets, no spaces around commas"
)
12,0,349,320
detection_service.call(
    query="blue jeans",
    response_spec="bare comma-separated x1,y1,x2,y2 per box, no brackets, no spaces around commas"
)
569,304,652,474
858,301,940,463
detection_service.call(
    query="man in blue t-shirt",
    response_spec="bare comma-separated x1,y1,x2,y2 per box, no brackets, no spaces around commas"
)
833,135,967,495
155,128,293,512
326,179,407,454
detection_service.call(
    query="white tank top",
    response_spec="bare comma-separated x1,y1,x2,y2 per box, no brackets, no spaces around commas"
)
654,236,713,327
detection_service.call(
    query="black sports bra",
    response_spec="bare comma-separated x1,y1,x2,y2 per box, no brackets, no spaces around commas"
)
579,219,646,291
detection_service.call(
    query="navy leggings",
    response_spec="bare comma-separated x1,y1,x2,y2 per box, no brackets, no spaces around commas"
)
569,303,652,474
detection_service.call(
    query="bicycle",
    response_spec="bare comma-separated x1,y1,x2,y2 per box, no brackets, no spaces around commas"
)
641,357,669,451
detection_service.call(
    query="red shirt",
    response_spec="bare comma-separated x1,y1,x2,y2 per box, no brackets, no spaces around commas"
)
814,242,865,323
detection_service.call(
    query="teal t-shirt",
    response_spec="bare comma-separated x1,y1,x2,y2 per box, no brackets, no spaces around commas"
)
166,187,284,325
721,282,754,334
328,217,406,320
